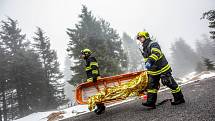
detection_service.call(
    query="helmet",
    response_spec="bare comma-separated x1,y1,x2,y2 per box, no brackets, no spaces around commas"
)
137,31,150,39
81,48,92,55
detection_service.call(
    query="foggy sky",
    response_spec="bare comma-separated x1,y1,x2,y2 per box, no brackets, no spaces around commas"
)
0,0,214,70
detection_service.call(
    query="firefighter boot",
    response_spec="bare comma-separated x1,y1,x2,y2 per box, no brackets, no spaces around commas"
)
171,91,185,105
94,103,105,115
142,93,157,109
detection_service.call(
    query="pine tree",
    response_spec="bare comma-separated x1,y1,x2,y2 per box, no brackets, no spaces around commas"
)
0,17,29,118
0,44,21,120
33,27,65,109
0,44,9,121
195,61,206,73
12,49,48,114
170,38,200,77
66,5,128,85
202,10,215,61
203,58,215,71
122,32,143,72
202,10,215,40
196,35,215,61
0,17,51,118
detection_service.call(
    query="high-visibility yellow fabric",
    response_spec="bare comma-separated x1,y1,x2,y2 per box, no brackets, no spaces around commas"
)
171,86,181,93
147,64,171,75
149,54,159,61
147,89,158,93
92,70,98,74
151,48,162,55
87,78,93,82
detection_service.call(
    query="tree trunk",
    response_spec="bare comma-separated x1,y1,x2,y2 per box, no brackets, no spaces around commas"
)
16,88,25,118
0,108,2,121
2,81,7,121
0,92,2,121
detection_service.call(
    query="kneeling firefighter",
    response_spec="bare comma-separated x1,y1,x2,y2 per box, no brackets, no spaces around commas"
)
136,31,185,109
81,48,105,114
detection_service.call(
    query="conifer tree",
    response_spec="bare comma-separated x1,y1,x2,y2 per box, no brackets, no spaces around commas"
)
33,27,65,109
67,5,127,85
203,58,215,71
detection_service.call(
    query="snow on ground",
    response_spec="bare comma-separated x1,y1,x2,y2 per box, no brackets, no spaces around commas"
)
14,71,215,121
198,71,215,80
14,111,54,121
60,105,89,119
179,71,197,83
14,105,90,121
177,71,215,84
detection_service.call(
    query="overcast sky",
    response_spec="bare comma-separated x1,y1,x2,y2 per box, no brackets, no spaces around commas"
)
0,0,214,70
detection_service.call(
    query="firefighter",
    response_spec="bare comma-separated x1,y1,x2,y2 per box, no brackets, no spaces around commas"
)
81,48,100,83
136,31,185,109
81,48,105,114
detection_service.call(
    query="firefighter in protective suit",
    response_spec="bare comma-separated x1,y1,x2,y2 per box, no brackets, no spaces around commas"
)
136,32,185,109
81,48,105,114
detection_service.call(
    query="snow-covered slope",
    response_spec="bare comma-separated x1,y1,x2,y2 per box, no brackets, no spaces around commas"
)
14,105,89,121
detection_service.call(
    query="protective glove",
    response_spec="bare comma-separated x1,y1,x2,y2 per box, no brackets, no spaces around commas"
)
92,75,97,83
87,78,93,82
145,61,152,70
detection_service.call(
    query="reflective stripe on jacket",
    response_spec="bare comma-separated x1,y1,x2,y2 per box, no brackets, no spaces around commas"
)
85,56,100,79
142,39,171,75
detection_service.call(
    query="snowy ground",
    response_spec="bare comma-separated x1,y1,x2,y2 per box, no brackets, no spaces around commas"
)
14,71,215,121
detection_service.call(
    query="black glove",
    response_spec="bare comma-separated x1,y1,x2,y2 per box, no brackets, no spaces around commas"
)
92,75,97,83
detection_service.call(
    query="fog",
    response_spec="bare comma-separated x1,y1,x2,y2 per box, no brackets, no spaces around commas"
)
0,0,214,67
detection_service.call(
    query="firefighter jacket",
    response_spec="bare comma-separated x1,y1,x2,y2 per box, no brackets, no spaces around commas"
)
85,56,100,80
141,39,171,75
